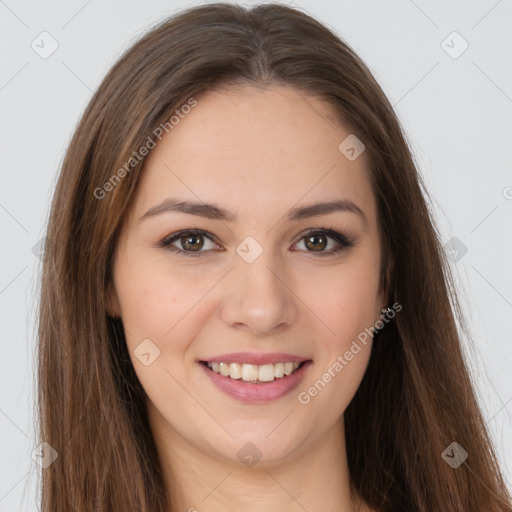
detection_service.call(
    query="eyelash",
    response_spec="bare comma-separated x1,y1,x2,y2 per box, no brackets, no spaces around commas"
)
159,227,355,258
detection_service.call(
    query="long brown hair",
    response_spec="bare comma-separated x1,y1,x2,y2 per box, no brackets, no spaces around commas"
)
36,3,512,511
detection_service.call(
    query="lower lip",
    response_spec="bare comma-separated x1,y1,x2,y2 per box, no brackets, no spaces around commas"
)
199,361,313,404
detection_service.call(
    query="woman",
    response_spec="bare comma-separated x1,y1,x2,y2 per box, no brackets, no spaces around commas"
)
37,2,512,511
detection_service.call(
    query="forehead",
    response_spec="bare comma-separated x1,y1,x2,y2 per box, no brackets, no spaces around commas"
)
131,85,377,228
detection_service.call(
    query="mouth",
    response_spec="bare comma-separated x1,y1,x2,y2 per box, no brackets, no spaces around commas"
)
198,356,313,403
199,360,309,384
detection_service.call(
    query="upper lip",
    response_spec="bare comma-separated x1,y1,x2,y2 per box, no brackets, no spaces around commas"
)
199,352,311,365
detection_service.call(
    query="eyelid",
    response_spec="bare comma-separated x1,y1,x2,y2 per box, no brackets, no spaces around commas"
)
160,229,222,256
294,227,355,256
159,227,355,256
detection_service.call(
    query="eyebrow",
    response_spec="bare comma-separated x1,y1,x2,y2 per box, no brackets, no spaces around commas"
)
138,197,368,227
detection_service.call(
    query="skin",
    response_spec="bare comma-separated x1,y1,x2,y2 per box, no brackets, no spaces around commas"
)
108,85,385,512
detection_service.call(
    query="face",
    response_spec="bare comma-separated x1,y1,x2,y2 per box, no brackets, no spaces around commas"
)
108,85,385,467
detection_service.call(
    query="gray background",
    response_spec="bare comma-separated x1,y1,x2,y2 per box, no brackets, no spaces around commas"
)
1,0,511,509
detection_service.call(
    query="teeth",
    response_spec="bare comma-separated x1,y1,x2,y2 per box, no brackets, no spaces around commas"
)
206,361,302,381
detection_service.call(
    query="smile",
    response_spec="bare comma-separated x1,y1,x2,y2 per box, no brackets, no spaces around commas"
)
204,361,304,382
199,359,313,403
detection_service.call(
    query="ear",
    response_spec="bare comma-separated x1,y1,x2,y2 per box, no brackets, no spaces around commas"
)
378,296,388,318
105,280,121,317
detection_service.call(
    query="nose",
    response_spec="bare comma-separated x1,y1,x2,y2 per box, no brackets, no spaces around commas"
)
219,249,298,337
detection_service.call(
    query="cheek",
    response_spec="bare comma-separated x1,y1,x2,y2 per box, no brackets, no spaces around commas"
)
113,260,212,412
296,253,380,411
311,261,381,349
114,257,208,355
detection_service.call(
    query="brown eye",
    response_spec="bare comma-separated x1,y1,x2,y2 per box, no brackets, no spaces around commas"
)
161,229,218,256
181,233,204,251
294,228,355,256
